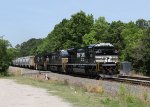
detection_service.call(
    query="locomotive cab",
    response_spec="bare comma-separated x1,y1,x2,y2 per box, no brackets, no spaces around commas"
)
92,43,119,75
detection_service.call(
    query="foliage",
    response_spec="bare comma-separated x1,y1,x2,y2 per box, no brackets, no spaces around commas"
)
120,21,150,75
0,39,9,75
108,21,125,54
83,17,109,45
18,38,42,56
83,31,97,45
139,32,150,75
7,48,20,62
36,11,94,53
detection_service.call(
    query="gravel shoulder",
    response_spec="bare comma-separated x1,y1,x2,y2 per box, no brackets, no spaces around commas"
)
0,79,72,107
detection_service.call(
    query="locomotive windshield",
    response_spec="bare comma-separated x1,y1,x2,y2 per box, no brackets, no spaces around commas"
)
60,50,69,56
94,46,118,55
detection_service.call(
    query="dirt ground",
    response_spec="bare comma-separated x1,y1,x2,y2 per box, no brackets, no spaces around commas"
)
0,79,72,107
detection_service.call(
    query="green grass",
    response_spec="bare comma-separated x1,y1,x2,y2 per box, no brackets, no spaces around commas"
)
5,76,150,107
100,85,150,107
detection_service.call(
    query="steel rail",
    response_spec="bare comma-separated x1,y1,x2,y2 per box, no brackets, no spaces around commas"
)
109,76,150,87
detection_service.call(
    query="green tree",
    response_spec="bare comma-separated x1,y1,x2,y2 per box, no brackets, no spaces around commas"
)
121,22,144,58
138,27,150,75
92,17,109,42
19,38,42,56
69,11,94,44
108,21,125,51
83,17,109,45
83,31,97,45
136,19,149,28
0,39,9,75
37,11,94,53
7,48,20,63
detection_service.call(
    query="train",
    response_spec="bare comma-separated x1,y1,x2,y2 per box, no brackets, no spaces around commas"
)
12,43,119,77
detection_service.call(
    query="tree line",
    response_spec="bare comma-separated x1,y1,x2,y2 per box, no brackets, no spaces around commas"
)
1,11,150,75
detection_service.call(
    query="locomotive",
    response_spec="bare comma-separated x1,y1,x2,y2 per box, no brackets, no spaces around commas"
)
12,43,119,77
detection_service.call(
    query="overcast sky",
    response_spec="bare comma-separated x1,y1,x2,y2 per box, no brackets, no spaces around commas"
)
0,0,149,47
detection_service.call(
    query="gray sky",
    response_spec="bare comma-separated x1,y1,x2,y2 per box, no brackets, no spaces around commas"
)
0,0,149,47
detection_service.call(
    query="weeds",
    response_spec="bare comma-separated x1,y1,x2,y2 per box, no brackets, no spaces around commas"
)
143,89,148,101
86,86,104,94
101,98,111,105
64,79,69,85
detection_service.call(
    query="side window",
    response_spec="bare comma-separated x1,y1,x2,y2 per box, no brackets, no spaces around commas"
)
77,53,85,58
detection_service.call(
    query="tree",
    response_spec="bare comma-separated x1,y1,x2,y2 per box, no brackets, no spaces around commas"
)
7,48,20,63
0,39,9,75
120,22,147,73
69,11,94,44
83,31,97,45
138,27,150,75
19,38,42,56
136,19,149,28
108,21,125,51
83,17,109,45
37,11,94,53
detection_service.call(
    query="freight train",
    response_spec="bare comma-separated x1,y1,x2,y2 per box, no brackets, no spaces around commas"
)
12,43,119,77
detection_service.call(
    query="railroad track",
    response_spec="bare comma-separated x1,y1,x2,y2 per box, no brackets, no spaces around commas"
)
20,68,150,87
118,75,150,81
109,76,150,87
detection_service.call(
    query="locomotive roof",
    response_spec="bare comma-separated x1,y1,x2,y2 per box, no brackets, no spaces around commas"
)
88,43,114,48
67,48,77,52
77,48,85,52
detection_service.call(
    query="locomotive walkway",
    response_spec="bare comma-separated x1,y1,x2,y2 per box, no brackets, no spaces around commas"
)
0,79,72,107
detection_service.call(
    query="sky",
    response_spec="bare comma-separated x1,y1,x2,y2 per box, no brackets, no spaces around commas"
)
0,0,150,47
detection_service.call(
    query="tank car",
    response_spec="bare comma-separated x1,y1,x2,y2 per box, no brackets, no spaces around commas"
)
12,56,35,69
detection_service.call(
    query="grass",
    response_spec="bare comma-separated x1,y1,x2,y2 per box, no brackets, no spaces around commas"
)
4,74,150,107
